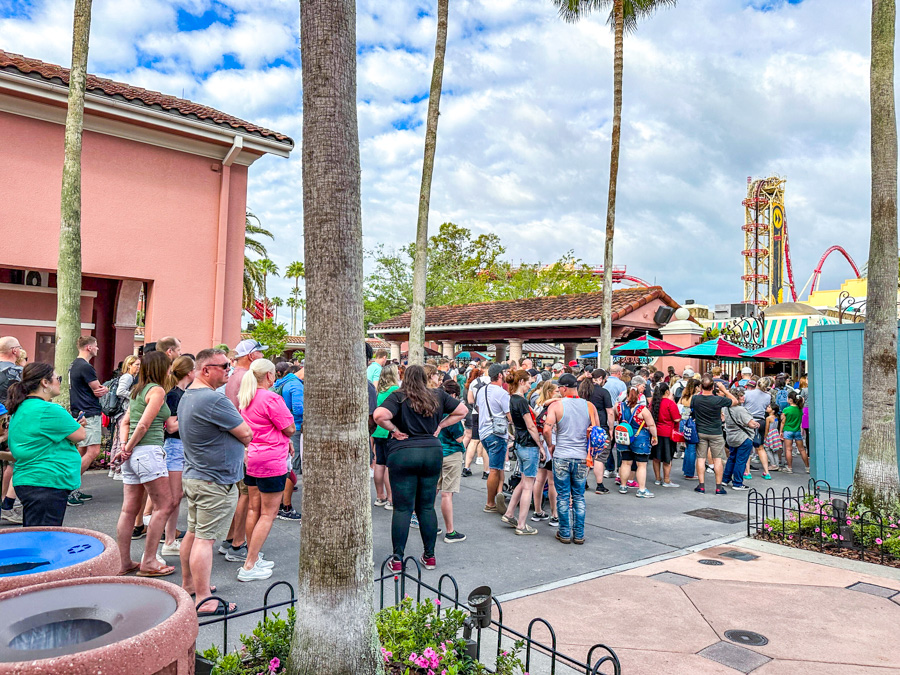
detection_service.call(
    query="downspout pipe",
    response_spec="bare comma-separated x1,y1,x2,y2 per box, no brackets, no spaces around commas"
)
212,135,242,345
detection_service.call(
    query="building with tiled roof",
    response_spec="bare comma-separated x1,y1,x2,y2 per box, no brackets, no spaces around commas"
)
0,50,293,379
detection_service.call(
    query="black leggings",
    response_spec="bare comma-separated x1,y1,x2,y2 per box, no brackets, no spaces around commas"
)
386,445,442,559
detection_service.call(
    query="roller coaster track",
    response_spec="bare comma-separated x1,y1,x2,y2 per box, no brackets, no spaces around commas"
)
785,224,861,301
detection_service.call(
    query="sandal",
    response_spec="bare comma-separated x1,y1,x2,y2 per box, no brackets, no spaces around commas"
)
197,602,237,617
136,565,176,578
116,562,140,576
515,524,538,536
188,586,217,597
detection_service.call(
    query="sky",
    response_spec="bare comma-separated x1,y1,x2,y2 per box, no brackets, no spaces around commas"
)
0,0,880,324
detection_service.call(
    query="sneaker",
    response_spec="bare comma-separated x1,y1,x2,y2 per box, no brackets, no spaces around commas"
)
67,494,85,507
706,466,715,474
461,468,473,478
595,484,610,494
494,493,507,515
277,507,302,521
548,516,559,527
743,474,753,480
504,461,511,472
436,527,443,536
762,474,772,480
654,480,662,486
160,541,181,556
389,557,402,573
131,525,146,539
385,503,394,510
1,503,22,524
475,457,484,465
218,540,232,555
694,485,705,494
770,466,780,472
72,489,92,502
662,482,679,488
238,562,273,582
615,476,622,485
160,529,185,543
635,489,655,499
805,466,810,474
715,487,728,495
500,514,517,528
531,511,550,522
515,524,538,536
419,554,436,570
256,555,275,569
224,544,248,562
142,514,151,526
410,514,420,529
603,470,613,478
444,530,466,543
627,480,638,488
374,498,388,507
618,486,628,494
482,472,489,480
782,468,793,474
731,485,750,491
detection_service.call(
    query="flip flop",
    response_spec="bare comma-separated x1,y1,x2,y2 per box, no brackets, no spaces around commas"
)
116,563,140,576
188,586,217,597
136,565,175,578
197,602,237,617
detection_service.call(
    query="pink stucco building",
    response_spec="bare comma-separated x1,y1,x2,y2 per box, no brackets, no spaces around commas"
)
0,50,293,378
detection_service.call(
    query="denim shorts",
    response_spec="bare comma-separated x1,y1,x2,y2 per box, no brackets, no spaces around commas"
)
164,438,184,472
783,430,803,441
482,433,508,471
122,445,168,485
515,444,539,478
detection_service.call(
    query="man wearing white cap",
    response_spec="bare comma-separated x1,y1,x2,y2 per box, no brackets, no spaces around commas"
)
672,368,694,401
738,367,753,387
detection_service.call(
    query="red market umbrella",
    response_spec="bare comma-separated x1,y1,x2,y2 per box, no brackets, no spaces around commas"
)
611,333,682,357
742,337,807,362
670,337,751,362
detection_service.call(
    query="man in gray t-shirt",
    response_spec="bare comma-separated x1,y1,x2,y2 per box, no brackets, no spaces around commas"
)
178,349,252,615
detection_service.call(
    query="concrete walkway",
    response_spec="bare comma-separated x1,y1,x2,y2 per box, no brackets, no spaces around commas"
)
500,539,900,673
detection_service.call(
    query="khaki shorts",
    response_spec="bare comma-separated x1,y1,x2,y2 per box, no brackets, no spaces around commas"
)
697,433,727,461
237,479,248,496
183,478,238,541
437,452,463,494
77,415,102,448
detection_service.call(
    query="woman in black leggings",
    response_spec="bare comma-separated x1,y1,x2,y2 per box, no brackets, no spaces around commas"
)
374,365,466,572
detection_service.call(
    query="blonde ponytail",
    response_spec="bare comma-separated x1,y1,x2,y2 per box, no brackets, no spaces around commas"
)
238,358,275,410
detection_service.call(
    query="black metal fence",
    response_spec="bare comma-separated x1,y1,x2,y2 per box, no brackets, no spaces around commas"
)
747,479,900,567
198,558,621,674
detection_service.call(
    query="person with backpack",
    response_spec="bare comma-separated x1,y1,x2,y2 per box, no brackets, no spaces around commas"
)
691,375,738,495
160,356,194,555
531,381,560,526
614,385,658,498
473,364,512,515
462,368,488,478
677,379,701,480
772,376,791,415
0,337,24,406
722,387,760,490
272,360,303,521
781,390,809,473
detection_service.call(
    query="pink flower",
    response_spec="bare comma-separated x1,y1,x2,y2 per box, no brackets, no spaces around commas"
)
435,599,441,606
839,536,844,541
788,535,793,540
269,658,280,673
410,653,418,662
832,533,838,540
815,527,820,532
876,538,883,545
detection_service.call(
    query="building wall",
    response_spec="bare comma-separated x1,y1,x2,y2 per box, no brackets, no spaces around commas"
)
0,110,247,357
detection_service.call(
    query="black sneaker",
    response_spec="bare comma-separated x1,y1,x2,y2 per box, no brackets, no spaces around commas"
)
482,472,489,480
277,507,302,521
595,484,610,494
694,485,705,494
131,525,147,540
531,511,550,522
548,516,559,527
444,530,466,543
461,468,473,478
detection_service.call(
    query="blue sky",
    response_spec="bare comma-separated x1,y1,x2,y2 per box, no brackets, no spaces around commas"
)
0,0,880,321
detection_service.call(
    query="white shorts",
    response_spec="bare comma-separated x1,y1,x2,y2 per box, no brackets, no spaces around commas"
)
122,445,169,485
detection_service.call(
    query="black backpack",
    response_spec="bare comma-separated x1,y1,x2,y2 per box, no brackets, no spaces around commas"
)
0,363,22,406
99,375,125,417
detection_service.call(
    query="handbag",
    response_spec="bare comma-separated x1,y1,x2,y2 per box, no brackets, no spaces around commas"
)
681,417,699,444
479,385,509,437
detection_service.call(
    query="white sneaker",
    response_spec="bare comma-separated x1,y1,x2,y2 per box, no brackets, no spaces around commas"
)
156,552,167,565
160,541,181,556
475,457,483,465
256,554,275,569
603,470,613,478
238,562,273,582
662,482,680,488
504,461,511,472
143,515,152,527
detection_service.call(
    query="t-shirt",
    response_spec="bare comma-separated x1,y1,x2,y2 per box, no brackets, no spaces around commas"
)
223,366,248,409
372,386,400,439
690,394,733,436
0,361,23,405
165,386,186,440
603,376,626,404
366,361,383,385
9,397,82,491
179,386,246,485
654,397,681,438
241,388,295,478
783,404,803,432
743,388,769,420
380,388,461,452
724,405,756,447
439,421,466,457
69,357,101,417
589,384,613,430
509,394,537,447
474,383,510,439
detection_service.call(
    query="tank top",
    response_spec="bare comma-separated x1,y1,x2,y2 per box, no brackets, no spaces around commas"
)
129,383,171,447
553,397,590,460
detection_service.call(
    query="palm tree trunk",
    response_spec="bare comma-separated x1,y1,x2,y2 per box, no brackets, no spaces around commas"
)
408,0,449,366
293,277,299,334
55,0,93,407
600,0,624,368
290,0,381,672
853,0,900,512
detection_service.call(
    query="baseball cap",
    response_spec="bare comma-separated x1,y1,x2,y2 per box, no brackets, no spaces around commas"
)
551,362,564,371
745,379,757,388
0,403,7,416
567,359,578,368
591,368,607,379
234,339,267,358
741,367,753,375
527,368,539,377
557,373,578,388
488,364,505,380
682,368,695,377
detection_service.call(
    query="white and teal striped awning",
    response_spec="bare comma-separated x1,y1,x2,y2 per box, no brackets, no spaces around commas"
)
706,315,838,348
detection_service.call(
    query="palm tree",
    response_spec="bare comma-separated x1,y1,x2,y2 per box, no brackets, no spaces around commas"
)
286,261,306,333
257,258,279,315
553,0,676,368
290,0,381,672
271,297,283,323
853,0,900,512
286,295,302,335
244,211,273,309
408,0,450,366
55,0,93,407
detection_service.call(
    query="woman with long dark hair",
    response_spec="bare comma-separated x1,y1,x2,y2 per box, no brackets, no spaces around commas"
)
372,364,400,509
374,365,466,571
650,382,680,488
781,390,809,473
116,350,175,577
160,355,194,555
7,363,86,526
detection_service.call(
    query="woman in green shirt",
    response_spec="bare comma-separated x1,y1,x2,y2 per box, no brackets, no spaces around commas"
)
116,350,175,577
7,362,85,526
373,364,400,509
780,390,809,474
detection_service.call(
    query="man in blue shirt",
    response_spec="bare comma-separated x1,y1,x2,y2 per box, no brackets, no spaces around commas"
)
274,361,304,521
603,364,627,404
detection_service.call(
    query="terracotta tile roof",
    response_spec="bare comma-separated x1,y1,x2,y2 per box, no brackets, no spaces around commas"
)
237,334,391,350
0,49,292,145
370,287,678,331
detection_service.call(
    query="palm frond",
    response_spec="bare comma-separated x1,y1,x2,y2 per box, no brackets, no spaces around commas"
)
552,0,610,23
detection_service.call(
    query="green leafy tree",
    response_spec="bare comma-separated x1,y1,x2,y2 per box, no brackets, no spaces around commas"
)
553,0,676,368
286,261,306,333
249,318,288,361
244,211,274,308
854,0,900,512
54,0,93,407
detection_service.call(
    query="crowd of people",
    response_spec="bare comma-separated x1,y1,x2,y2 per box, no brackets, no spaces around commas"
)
0,332,812,591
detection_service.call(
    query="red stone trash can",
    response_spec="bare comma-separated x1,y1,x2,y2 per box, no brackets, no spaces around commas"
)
0,576,198,674
0,527,119,593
